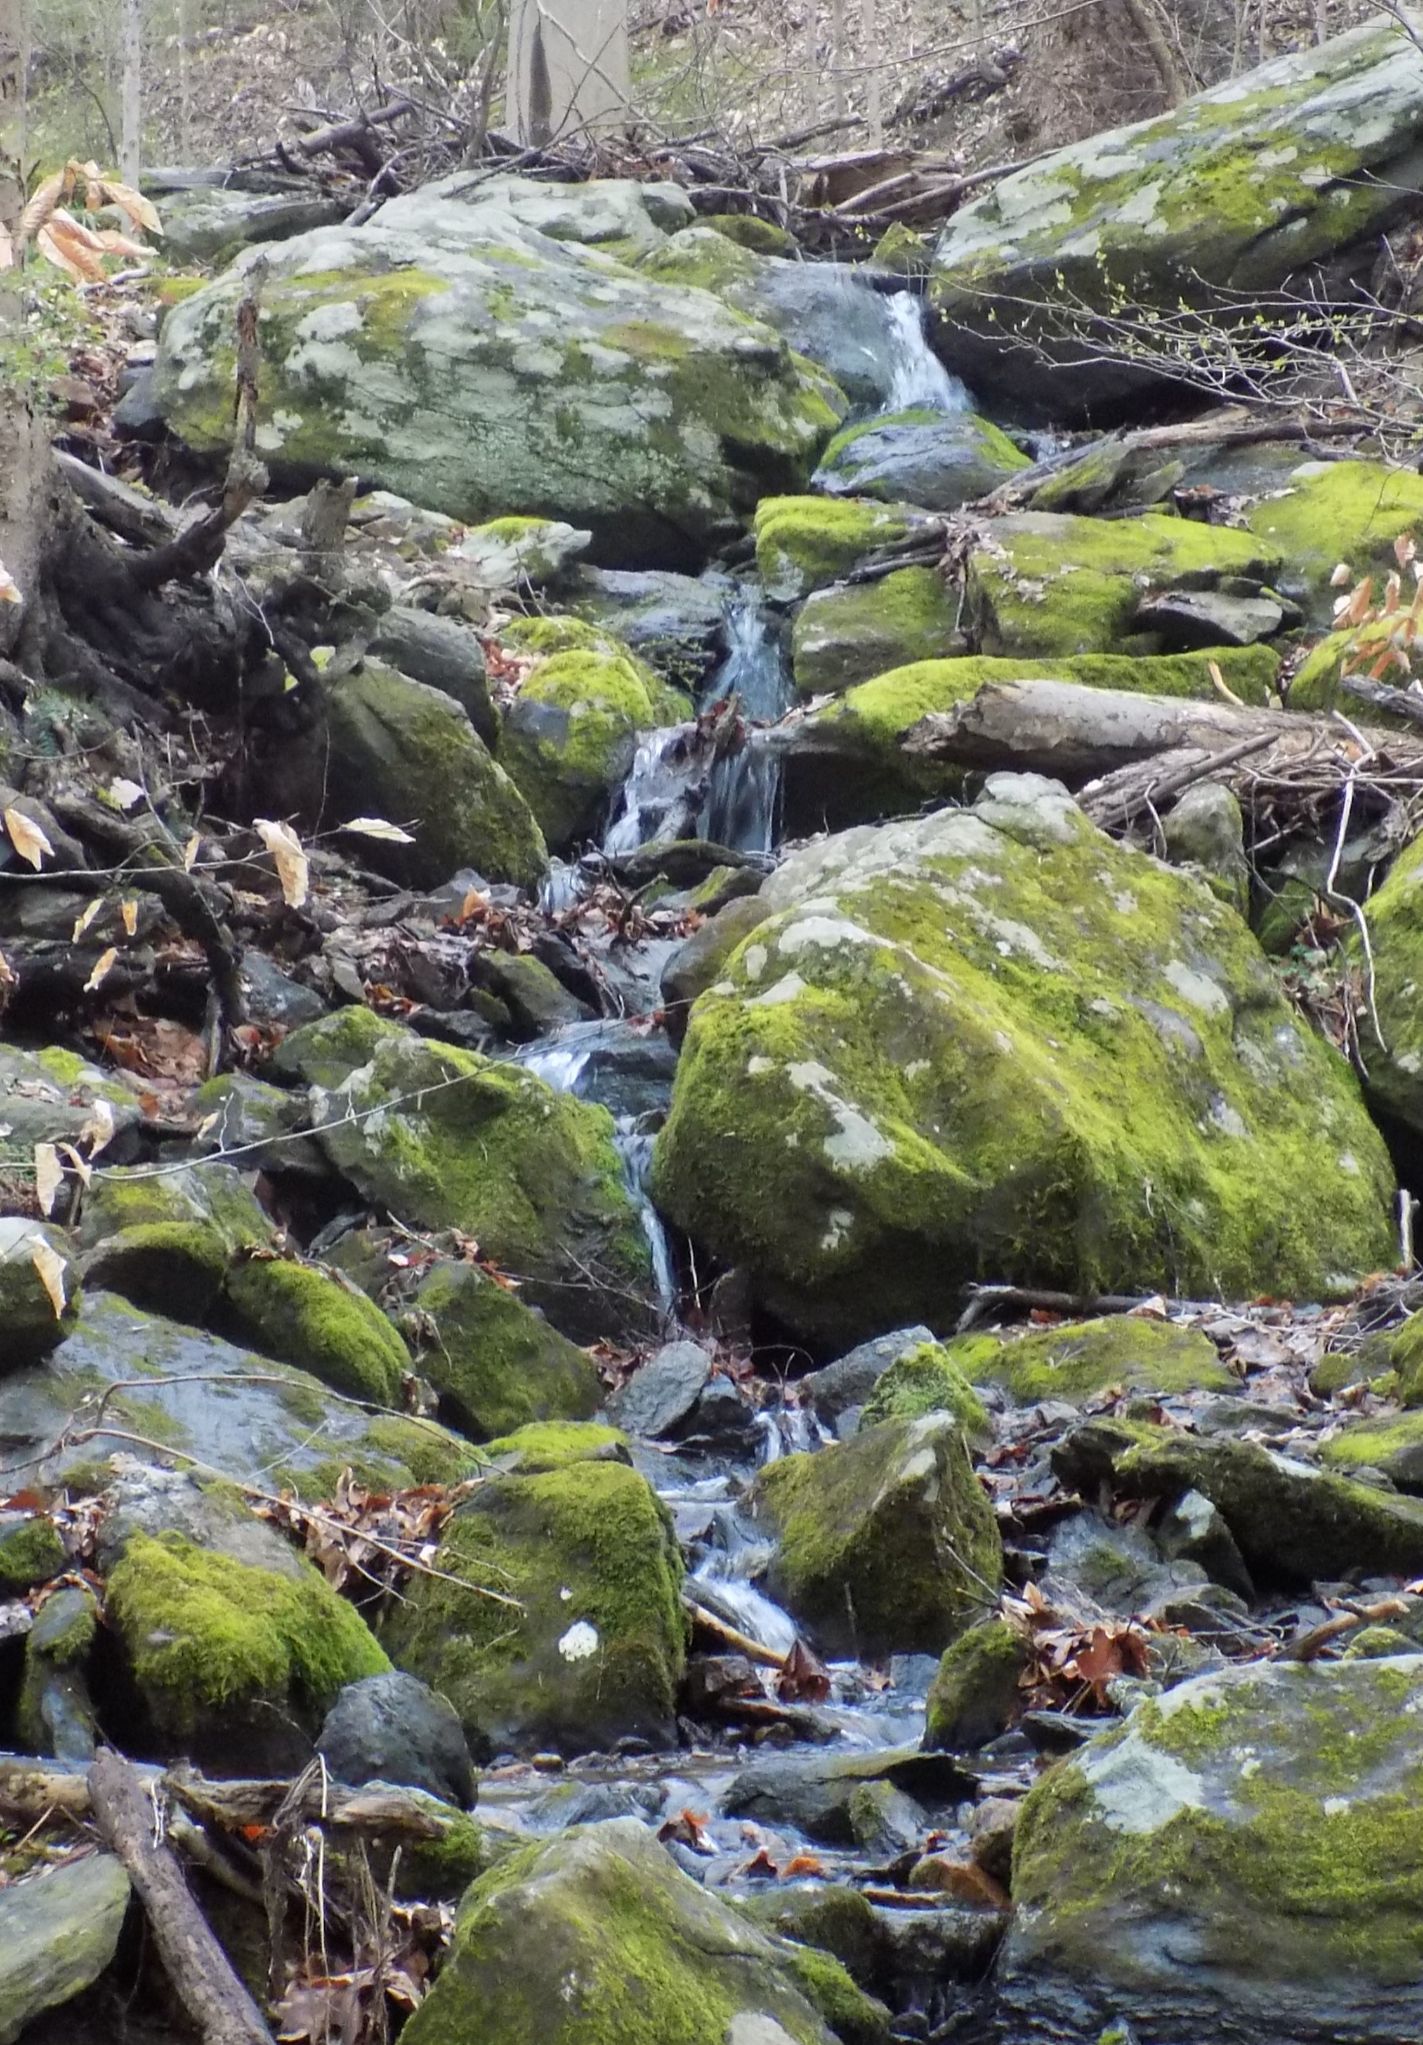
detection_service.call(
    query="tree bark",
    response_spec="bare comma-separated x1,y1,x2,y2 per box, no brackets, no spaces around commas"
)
507,0,630,146
120,0,141,184
87,1747,277,2045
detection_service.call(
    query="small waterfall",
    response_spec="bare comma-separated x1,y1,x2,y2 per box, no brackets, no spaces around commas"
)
883,290,971,414
616,1126,678,1319
699,593,793,855
602,726,704,857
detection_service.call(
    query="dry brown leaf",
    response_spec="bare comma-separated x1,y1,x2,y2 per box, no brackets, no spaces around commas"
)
17,165,72,248
254,818,310,908
341,816,417,844
84,947,118,992
36,212,109,284
5,808,53,870
94,177,162,236
93,229,149,259
72,898,103,941
30,1239,68,1318
0,557,19,605
0,947,14,986
182,833,201,872
120,899,138,938
56,1142,92,1188
33,1144,63,1217
78,1098,117,1156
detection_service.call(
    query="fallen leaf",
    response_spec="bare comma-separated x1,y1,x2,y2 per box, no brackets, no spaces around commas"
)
0,556,19,603
0,947,14,986
33,1144,63,1216
183,833,201,872
5,808,53,870
108,777,144,811
254,818,310,909
84,947,118,992
340,816,417,844
73,900,103,941
78,1098,116,1156
30,1239,67,1317
55,1142,92,1187
120,899,138,938
777,1636,831,1705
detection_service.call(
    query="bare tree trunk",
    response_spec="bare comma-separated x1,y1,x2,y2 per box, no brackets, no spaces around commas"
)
861,0,881,142
1119,0,1188,103
507,0,630,146
178,0,191,160
120,0,141,183
802,0,818,125
830,0,846,115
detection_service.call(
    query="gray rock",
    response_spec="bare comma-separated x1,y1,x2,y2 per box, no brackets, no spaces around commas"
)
723,1743,973,1846
0,1218,79,1365
239,950,328,1031
1155,1485,1254,1601
812,407,1029,510
155,184,345,262
368,607,496,745
0,1853,131,2045
1162,782,1250,915
112,366,166,439
1136,588,1284,648
318,1669,476,1807
661,895,773,1043
797,1327,938,1438
19,1586,99,1763
1045,1510,1203,1617
572,567,729,693
529,1779,663,1829
609,1340,712,1438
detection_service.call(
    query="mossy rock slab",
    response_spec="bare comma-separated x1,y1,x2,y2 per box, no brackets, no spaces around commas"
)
309,1024,654,1342
477,1419,629,1473
222,1256,409,1406
406,1260,601,1441
0,1852,131,2045
1352,835,1423,1136
812,407,1029,511
1318,1410,1423,1492
859,1339,991,1441
924,1616,1031,1750
1245,460,1423,625
961,1314,1232,1405
929,19,1423,416
0,1218,79,1365
749,1413,1002,1658
1055,1416,1423,1584
499,619,692,853
754,495,922,604
322,660,547,890
0,1043,143,1156
776,648,1278,834
0,1510,65,1594
652,777,1394,1348
400,1817,841,2045
791,568,960,697
965,511,1282,659
0,1290,478,1495
384,1458,685,1756
77,1161,272,1257
106,1527,388,1769
151,178,844,569
1000,1657,1423,2041
267,1003,407,1091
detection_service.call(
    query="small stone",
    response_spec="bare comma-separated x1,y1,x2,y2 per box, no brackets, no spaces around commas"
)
317,1670,476,1808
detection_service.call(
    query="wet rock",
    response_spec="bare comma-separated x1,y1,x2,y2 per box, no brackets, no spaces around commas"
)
0,1218,79,1364
738,1881,887,1990
529,1779,663,1828
812,408,1029,510
317,1669,476,1807
1155,1486,1254,1600
791,568,963,697
399,1816,850,2045
19,1585,99,1762
797,1326,938,1436
1055,1417,1423,1585
238,951,327,1031
968,1795,1020,1884
750,1414,1003,1658
474,951,593,1037
384,1458,685,1756
0,1853,131,2045
608,1340,712,1438
923,1618,1031,1751
153,177,843,567
654,778,1394,1347
405,1260,601,1441
848,1778,924,1855
723,1744,973,1846
931,20,1423,415
571,566,729,694
661,894,774,1042
367,604,496,743
1001,1657,1423,2041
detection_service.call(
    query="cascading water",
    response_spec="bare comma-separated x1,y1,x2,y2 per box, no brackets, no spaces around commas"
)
883,289,973,414
698,592,793,855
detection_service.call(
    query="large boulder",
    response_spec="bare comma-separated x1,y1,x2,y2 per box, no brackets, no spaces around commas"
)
791,568,961,697
1350,829,1423,1134
754,495,923,604
404,1259,601,1441
0,1854,131,2045
652,776,1394,1347
400,1818,850,2045
812,408,1029,510
151,175,845,567
308,1023,655,1341
930,19,1423,414
1000,1658,1423,2041
384,1459,685,1756
1246,459,1423,626
749,1414,1003,1657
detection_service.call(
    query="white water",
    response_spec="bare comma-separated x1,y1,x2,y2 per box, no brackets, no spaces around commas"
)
883,290,972,414
699,592,793,855
602,726,704,857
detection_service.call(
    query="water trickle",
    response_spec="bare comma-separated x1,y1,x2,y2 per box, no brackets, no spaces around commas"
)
883,290,972,414
698,592,793,855
602,725,704,858
616,1125,678,1319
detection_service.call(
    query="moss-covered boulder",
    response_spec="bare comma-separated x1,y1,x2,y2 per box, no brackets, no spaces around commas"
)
653,777,1394,1347
267,1002,406,1091
309,1024,654,1342
0,1218,78,1365
749,1413,1002,1658
960,1314,1232,1405
499,617,692,853
791,568,959,697
405,1260,601,1440
0,1043,143,1157
754,495,921,604
1319,1410,1423,1493
776,647,1279,833
930,19,1423,415
105,1527,389,1768
1350,833,1423,1136
1246,460,1423,625
477,1419,629,1473
859,1338,991,1441
0,1509,65,1594
813,408,1029,510
78,1161,271,1256
151,177,845,568
1055,1416,1423,1584
965,512,1282,658
923,1616,1031,1750
321,661,547,890
400,1818,844,2045
384,1459,685,1755
1000,1658,1423,2040
221,1256,409,1406
0,1853,132,2045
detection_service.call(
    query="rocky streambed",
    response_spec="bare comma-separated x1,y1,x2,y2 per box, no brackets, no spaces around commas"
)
8,15,1423,2045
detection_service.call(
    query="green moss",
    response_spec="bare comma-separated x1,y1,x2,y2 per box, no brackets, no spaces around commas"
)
268,1003,406,1090
383,1460,685,1755
754,494,917,602
105,1530,389,1740
1318,1409,1423,1490
860,1340,992,1440
967,511,1283,658
751,1414,1002,1657
222,1257,408,1405
962,1314,1232,1404
1354,839,1423,1134
1246,461,1423,622
815,407,1030,505
1341,1624,1417,1659
362,1415,485,1486
778,1943,891,2045
478,1420,629,1472
792,567,959,696
924,1616,1030,1749
393,1809,501,1902
0,1514,66,1595
79,1162,269,1256
409,1262,600,1441
83,1221,231,1322
701,213,799,254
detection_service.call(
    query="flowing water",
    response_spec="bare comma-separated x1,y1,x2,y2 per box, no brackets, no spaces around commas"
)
883,289,973,414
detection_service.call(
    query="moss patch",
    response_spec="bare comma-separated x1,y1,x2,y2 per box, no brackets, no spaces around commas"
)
754,494,919,603
222,1257,408,1406
860,1339,992,1440
962,1314,1231,1404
